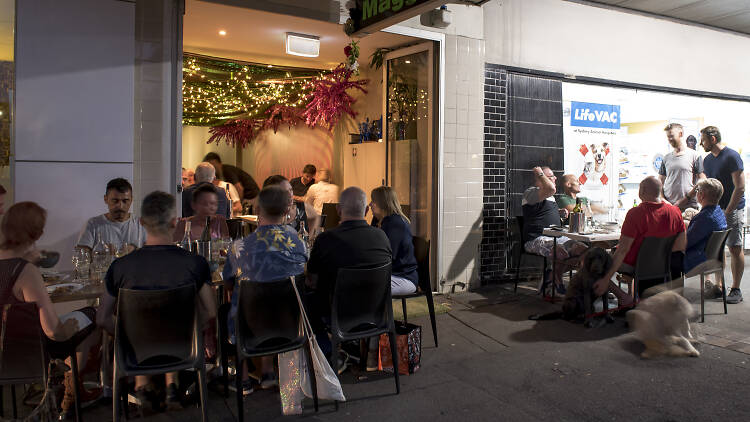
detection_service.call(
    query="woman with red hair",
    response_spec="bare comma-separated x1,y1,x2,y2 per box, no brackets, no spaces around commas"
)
0,202,101,418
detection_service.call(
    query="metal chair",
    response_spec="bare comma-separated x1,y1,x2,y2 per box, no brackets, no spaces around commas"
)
392,237,438,347
112,285,208,422
510,216,547,293
632,234,680,300
685,229,731,322
330,264,399,401
233,278,318,422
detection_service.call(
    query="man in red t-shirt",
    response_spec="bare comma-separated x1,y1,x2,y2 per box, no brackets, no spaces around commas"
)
594,177,686,301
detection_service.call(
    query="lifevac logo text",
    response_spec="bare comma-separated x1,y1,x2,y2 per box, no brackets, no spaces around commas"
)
570,101,620,129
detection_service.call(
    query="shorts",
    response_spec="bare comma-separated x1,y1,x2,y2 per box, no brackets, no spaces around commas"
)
524,236,585,260
725,208,744,247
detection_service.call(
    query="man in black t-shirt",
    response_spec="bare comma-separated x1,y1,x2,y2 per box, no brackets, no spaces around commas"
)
289,164,317,202
306,187,392,356
97,191,216,409
203,152,260,202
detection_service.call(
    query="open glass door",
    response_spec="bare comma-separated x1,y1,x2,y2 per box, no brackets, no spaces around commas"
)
383,42,435,275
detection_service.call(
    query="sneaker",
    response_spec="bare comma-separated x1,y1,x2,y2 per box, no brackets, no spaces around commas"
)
703,281,723,299
727,288,743,304
165,383,182,410
259,374,279,390
228,378,256,396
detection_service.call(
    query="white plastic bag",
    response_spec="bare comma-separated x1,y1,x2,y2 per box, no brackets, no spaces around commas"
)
290,278,346,402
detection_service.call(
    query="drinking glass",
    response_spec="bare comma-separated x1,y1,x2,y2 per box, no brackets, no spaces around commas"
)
72,248,90,282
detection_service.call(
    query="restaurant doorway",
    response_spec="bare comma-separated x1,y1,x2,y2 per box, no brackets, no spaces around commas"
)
384,43,435,250
179,0,443,289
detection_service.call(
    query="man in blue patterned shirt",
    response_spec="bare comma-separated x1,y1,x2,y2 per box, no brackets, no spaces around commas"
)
222,185,307,394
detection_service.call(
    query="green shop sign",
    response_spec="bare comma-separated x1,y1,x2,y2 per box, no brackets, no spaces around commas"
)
349,0,447,36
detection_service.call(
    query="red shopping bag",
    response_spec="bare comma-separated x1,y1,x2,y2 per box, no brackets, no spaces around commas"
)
378,321,421,375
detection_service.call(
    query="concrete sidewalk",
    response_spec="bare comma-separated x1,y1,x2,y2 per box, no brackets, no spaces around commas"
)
79,268,750,421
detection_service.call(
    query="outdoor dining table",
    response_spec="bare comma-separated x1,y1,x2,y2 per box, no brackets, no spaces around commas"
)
45,275,105,304
542,227,622,323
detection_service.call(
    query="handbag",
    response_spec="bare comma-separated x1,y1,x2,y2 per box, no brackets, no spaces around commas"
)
378,321,422,375
278,276,345,416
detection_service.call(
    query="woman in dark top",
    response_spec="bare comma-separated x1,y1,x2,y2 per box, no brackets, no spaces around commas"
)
0,202,100,417
370,186,418,295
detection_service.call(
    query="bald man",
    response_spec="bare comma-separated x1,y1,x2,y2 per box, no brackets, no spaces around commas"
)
594,176,686,301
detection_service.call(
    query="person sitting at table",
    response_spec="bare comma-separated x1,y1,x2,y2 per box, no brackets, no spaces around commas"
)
290,164,317,202
77,178,146,253
97,191,216,411
263,174,318,233
176,184,230,243
684,178,727,298
182,167,195,188
593,176,686,301
203,152,260,206
304,169,339,215
523,166,587,294
1,202,102,418
214,175,242,218
182,162,231,219
222,185,308,394
306,187,392,364
557,174,607,218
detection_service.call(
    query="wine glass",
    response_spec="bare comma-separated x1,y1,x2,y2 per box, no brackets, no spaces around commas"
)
115,242,129,258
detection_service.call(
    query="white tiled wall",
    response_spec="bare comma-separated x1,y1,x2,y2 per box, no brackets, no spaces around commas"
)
440,34,485,293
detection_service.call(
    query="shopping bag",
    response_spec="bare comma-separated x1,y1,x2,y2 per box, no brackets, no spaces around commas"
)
378,321,422,375
278,346,305,415
289,277,346,402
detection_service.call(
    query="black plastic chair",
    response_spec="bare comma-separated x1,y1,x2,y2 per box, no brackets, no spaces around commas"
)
0,303,58,420
510,216,547,293
392,237,438,347
112,284,208,422
322,203,340,230
632,234,679,300
233,278,318,422
685,229,731,322
330,264,399,400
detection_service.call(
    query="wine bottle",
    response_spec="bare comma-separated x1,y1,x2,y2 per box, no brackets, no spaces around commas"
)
200,216,211,242
572,198,582,213
180,220,192,251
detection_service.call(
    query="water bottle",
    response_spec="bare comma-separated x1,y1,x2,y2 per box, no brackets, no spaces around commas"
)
91,229,111,283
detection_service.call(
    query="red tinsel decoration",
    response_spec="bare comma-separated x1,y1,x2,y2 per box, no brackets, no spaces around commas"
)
302,64,368,131
262,104,305,133
207,118,261,149
208,64,368,147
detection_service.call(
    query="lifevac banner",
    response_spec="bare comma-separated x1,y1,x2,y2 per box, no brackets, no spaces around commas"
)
570,101,621,129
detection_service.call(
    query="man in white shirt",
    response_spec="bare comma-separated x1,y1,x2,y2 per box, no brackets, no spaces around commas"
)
77,178,146,252
660,123,705,211
305,169,340,214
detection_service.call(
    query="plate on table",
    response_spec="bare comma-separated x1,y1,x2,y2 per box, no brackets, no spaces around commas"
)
42,271,69,284
46,283,84,295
